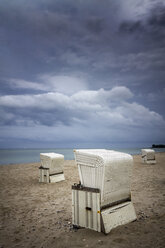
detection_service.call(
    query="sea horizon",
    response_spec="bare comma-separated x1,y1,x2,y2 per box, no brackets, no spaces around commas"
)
0,146,165,165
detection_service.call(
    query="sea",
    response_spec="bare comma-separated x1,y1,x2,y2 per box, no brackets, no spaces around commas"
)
0,147,165,165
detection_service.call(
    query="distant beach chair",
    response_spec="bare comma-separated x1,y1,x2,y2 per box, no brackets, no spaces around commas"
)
72,149,137,234
39,153,65,183
141,149,156,164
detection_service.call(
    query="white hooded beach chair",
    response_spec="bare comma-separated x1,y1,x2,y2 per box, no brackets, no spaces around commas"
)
74,149,133,207
72,149,136,233
39,153,65,183
141,149,156,164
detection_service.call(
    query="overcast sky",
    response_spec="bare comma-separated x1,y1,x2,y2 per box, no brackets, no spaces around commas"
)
0,0,165,148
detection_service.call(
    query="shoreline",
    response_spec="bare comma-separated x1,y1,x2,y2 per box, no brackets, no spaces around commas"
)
0,151,165,167
0,154,165,248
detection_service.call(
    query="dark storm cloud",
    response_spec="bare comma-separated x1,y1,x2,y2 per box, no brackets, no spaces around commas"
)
86,17,104,34
148,4,165,27
0,0,122,95
119,3,165,42
119,21,144,33
0,0,165,147
0,0,164,91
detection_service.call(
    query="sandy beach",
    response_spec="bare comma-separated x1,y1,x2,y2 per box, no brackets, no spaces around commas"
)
0,153,165,248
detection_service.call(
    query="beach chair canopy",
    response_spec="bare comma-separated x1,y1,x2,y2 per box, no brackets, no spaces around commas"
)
40,153,64,175
141,149,155,160
74,149,133,207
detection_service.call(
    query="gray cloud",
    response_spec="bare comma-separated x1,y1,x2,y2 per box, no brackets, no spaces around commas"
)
0,87,164,130
119,20,144,33
0,0,165,147
148,4,165,27
119,2,165,41
85,17,104,34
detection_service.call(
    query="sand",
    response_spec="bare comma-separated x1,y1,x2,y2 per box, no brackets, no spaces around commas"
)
0,153,165,248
